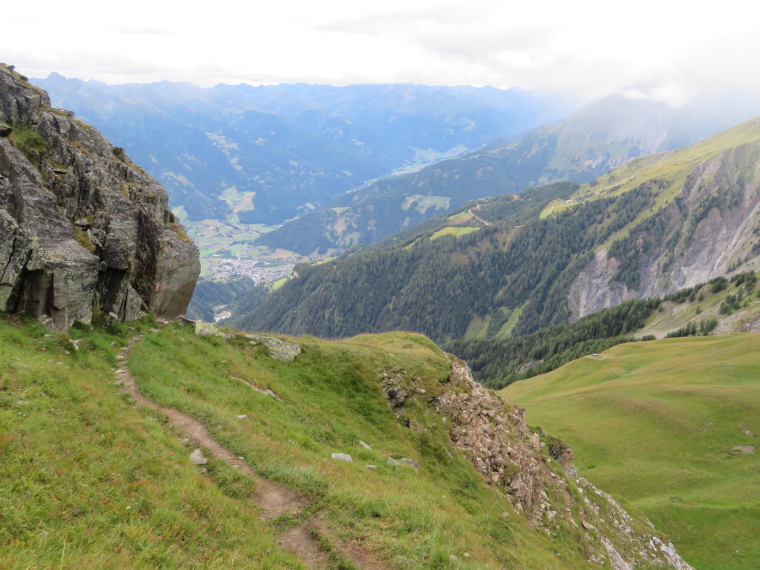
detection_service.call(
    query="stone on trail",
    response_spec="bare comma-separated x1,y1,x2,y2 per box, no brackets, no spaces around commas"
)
190,449,208,465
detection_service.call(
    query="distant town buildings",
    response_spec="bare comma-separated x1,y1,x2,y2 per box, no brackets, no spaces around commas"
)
204,258,291,283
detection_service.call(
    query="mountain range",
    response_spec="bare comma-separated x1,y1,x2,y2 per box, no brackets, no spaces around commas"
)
233,116,760,345
257,91,760,255
33,75,576,227
4,62,758,568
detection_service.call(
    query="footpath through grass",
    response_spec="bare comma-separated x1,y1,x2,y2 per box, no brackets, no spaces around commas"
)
0,315,300,568
128,324,592,569
0,313,596,569
504,333,760,569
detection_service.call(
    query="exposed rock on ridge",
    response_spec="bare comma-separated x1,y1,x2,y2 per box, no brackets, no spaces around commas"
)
0,64,199,331
421,359,692,569
570,135,760,319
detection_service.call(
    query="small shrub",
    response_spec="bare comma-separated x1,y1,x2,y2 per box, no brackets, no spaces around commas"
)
8,125,48,162
710,277,728,293
72,226,95,253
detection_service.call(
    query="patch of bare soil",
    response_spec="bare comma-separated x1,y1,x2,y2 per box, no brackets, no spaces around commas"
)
280,525,330,568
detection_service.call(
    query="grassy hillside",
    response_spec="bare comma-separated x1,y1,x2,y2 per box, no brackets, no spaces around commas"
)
1,313,685,569
448,272,760,388
0,315,299,568
504,334,760,568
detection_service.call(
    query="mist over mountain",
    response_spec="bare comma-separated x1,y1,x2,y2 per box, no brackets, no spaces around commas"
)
34,74,576,226
257,90,760,255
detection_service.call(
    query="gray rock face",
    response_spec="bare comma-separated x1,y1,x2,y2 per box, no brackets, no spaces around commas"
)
0,63,199,331
437,358,693,569
245,334,301,361
569,137,760,319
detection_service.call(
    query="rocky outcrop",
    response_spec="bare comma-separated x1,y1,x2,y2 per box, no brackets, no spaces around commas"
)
570,137,760,319
245,334,302,361
426,359,692,569
0,64,199,331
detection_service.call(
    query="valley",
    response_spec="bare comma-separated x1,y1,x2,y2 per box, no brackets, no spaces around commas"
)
233,117,760,349
4,60,760,568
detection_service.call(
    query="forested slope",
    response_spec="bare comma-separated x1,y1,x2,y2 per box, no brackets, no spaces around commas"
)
235,182,658,340
237,117,760,353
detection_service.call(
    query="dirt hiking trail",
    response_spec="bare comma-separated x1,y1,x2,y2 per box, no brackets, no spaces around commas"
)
115,332,384,570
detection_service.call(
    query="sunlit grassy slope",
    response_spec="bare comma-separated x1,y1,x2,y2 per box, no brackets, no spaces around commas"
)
504,334,760,569
1,314,607,569
0,315,300,568
128,325,583,569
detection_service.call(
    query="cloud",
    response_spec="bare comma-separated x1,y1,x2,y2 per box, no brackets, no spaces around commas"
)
313,1,489,36
5,0,760,106
412,26,556,62
112,26,176,36
619,81,692,109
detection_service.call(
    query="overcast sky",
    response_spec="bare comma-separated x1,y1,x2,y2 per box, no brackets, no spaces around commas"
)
3,0,758,103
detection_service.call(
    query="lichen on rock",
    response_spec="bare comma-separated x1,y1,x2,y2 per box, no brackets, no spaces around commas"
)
244,334,301,361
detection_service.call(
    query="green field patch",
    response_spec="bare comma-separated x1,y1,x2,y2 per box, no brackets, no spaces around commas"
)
429,226,479,240
218,186,256,214
463,314,488,340
504,333,760,568
447,211,473,224
401,195,451,214
539,198,577,219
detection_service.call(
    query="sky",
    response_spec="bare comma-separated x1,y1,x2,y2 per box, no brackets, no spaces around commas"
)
3,0,759,103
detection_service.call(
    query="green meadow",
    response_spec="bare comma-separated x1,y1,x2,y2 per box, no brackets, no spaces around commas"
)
504,334,760,568
0,314,602,569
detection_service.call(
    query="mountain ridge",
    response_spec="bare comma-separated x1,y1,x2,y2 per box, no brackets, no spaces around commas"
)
232,116,760,345
256,93,760,256
35,75,575,226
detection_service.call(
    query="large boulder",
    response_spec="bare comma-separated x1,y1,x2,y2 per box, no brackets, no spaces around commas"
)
0,63,199,331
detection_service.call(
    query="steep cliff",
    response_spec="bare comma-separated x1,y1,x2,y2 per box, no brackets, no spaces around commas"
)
569,122,760,318
383,356,692,569
0,64,199,331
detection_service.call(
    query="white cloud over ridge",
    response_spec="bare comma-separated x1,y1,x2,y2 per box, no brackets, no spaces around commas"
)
3,0,760,102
